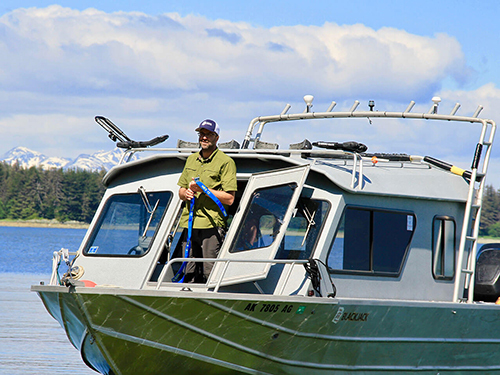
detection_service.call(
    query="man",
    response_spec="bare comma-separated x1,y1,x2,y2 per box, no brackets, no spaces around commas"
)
177,119,237,282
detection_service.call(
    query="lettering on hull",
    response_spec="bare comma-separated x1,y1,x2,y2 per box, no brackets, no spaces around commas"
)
243,302,297,314
333,307,369,323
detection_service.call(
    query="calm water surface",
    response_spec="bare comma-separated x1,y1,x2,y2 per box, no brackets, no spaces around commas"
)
2,226,492,374
0,226,95,375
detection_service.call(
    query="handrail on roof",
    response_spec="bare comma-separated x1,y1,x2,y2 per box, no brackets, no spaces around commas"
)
241,95,492,149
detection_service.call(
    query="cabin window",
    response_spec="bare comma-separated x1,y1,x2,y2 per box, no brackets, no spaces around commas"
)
230,183,297,253
328,207,415,275
432,216,456,280
84,191,172,257
276,199,330,260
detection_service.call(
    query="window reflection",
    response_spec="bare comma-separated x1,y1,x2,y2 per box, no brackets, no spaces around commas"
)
231,184,297,253
328,207,415,275
230,183,329,262
276,199,329,260
84,191,172,256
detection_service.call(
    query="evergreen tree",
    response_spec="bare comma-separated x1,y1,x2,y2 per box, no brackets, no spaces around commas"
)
0,162,105,223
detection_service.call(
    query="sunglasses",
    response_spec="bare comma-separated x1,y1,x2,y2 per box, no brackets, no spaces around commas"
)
198,131,216,138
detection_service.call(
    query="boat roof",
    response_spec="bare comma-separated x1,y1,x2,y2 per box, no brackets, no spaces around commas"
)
101,96,496,203
103,150,470,202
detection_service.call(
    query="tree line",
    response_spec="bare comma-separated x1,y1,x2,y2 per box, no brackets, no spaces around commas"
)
480,185,500,237
0,162,106,223
1,162,500,236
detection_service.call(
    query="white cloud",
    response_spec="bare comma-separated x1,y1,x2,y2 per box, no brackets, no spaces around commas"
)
0,5,470,101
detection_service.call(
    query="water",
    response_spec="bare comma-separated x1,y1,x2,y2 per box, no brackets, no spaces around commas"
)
0,226,96,375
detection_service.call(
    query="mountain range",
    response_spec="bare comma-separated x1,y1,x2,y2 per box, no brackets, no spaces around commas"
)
0,146,125,171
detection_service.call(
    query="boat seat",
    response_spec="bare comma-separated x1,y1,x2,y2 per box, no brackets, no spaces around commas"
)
474,244,500,302
219,140,240,149
177,139,199,148
254,140,279,149
289,139,312,150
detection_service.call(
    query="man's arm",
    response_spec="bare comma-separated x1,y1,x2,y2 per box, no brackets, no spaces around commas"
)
210,189,235,206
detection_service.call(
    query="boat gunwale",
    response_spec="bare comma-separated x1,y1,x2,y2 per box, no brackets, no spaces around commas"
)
31,284,500,311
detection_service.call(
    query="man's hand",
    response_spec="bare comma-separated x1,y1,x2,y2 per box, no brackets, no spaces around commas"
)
184,188,195,201
189,178,203,193
181,178,235,206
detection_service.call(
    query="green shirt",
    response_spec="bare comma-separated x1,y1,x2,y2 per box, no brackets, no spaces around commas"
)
178,148,237,229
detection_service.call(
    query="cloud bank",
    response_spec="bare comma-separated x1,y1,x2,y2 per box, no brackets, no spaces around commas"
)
0,5,470,101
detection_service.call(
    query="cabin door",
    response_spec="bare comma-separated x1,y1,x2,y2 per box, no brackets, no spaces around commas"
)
208,164,310,287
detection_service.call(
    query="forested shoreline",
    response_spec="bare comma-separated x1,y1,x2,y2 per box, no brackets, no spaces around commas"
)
0,162,106,224
1,162,500,237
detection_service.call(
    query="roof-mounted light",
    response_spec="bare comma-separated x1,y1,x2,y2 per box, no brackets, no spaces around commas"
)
430,96,441,114
304,95,314,113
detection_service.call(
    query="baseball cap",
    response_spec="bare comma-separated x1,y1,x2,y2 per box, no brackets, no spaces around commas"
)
195,119,220,135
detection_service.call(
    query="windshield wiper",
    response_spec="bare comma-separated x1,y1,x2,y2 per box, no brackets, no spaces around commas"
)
138,186,160,237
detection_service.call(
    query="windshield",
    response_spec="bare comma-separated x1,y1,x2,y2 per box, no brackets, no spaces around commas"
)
84,191,172,256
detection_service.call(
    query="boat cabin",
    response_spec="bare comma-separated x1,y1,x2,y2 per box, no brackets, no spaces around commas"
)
55,97,496,305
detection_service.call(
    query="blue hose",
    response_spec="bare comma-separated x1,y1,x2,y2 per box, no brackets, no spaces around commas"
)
172,179,227,283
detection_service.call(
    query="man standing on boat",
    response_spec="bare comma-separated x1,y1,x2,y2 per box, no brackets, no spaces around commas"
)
178,119,237,283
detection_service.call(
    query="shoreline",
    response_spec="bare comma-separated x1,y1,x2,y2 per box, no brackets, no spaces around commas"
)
0,220,499,243
0,220,89,229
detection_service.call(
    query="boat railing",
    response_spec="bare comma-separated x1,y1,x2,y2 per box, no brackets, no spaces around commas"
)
156,257,309,295
116,97,495,192
241,97,489,149
49,248,79,286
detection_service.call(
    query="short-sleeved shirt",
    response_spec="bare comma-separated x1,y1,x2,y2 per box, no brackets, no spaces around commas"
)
178,148,237,229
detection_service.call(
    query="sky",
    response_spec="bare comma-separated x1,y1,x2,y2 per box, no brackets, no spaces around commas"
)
2,1,500,185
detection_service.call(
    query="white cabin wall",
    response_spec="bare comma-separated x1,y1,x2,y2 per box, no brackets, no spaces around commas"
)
317,188,466,302
73,172,183,288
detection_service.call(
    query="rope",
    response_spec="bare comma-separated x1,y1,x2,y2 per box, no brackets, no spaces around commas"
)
62,265,85,281
194,178,228,217
171,179,228,283
172,197,195,282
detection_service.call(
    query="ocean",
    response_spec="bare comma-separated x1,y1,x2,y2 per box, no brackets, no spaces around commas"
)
0,226,95,375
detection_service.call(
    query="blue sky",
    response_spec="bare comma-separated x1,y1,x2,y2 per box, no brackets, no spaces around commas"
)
2,1,500,185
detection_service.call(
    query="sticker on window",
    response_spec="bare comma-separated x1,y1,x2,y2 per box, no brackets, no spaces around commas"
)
88,246,99,254
407,215,414,231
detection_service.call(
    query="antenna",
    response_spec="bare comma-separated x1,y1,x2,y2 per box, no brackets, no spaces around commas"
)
473,105,483,118
281,104,291,115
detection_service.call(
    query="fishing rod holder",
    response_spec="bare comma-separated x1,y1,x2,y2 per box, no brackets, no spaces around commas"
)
95,116,169,149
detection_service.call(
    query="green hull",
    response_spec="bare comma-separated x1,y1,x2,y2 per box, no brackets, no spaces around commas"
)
33,285,500,374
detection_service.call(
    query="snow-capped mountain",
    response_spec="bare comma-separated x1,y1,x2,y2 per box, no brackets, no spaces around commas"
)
1,146,126,171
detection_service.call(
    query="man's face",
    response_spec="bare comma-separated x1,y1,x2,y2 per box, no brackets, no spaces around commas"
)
198,130,218,152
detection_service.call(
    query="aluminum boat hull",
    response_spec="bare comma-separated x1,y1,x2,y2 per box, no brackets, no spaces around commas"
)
33,285,500,374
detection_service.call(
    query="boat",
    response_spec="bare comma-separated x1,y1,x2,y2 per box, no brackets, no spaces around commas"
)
32,95,500,374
